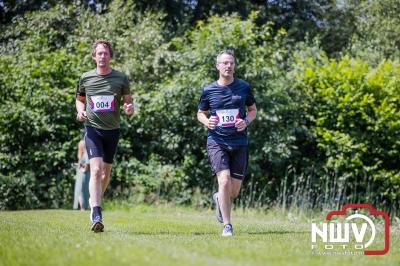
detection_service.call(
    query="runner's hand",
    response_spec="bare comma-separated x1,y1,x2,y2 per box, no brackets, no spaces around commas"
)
123,103,134,116
235,118,247,131
208,116,217,130
76,111,87,122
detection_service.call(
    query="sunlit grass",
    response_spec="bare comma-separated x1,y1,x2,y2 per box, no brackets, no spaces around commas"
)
0,205,398,266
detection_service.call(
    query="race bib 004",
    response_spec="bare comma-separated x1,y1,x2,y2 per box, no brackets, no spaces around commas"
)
89,95,115,113
216,109,239,127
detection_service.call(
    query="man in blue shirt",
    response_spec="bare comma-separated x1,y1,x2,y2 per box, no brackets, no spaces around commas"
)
197,49,257,236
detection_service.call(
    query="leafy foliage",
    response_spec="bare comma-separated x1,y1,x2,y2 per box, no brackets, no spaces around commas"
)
287,54,400,209
1,1,400,212
348,0,400,62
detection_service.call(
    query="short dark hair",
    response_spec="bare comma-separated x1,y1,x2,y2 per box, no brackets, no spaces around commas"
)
216,49,235,63
91,39,114,58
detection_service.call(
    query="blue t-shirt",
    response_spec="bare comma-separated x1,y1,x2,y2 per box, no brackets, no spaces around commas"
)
198,78,256,146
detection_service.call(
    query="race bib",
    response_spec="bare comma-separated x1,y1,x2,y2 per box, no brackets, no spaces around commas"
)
89,95,115,113
216,109,239,127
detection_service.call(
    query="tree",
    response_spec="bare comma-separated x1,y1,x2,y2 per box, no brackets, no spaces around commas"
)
347,0,400,62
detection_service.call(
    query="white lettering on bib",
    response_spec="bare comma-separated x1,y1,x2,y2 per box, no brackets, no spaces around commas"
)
216,109,239,127
89,95,115,113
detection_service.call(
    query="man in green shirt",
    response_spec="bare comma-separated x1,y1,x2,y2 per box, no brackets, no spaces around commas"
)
76,39,134,233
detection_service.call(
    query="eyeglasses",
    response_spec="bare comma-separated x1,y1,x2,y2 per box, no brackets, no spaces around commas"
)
217,61,235,66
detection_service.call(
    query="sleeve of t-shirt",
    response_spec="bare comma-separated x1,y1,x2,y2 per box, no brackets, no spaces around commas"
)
122,75,131,95
245,86,256,106
75,77,86,98
197,88,209,111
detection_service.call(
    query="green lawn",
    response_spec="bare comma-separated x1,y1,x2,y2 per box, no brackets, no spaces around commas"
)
0,205,398,266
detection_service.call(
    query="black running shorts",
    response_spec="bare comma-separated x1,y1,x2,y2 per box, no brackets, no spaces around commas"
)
206,139,248,180
84,126,120,164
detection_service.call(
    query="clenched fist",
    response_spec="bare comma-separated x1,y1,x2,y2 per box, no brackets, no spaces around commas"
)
123,103,134,116
208,116,217,130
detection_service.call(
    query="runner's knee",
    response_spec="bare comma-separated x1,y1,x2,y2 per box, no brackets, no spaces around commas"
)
91,166,102,180
218,178,230,191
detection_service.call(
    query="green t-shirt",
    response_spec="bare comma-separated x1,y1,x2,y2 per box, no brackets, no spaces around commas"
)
76,69,130,130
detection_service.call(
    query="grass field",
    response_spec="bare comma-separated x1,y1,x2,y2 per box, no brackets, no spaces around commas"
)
0,205,399,266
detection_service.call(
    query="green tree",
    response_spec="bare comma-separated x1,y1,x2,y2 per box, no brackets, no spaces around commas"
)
0,0,169,208
348,0,400,62
290,53,400,209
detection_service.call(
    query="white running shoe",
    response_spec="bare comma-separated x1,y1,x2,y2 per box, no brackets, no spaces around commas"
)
222,224,233,237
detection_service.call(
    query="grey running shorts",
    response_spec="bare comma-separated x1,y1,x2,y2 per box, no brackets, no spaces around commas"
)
206,139,248,180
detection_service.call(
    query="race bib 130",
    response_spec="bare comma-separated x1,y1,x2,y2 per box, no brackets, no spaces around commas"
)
216,109,239,127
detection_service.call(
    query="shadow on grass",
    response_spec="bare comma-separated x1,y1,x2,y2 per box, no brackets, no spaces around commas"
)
107,230,217,236
105,228,307,237
136,232,218,236
247,230,308,235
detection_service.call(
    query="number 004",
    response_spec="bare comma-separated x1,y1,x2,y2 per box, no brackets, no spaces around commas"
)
96,102,109,108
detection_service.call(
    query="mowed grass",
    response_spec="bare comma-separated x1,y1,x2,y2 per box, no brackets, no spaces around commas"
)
0,205,399,266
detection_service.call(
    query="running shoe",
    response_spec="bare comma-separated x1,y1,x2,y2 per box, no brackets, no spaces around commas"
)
222,224,233,237
90,206,104,233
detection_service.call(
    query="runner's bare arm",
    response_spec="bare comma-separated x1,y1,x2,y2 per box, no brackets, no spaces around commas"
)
245,104,257,124
123,94,134,116
197,109,209,126
236,103,257,131
76,96,87,122
197,109,217,130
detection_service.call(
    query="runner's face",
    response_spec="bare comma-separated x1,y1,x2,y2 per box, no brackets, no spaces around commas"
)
93,44,111,68
216,54,235,79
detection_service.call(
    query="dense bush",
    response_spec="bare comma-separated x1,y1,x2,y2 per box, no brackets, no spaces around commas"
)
280,54,400,211
1,1,399,212
0,1,170,209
